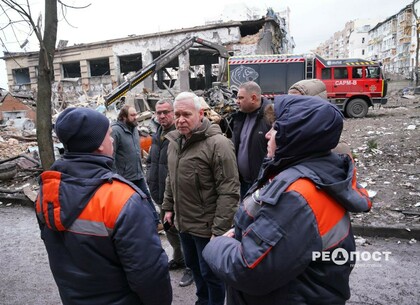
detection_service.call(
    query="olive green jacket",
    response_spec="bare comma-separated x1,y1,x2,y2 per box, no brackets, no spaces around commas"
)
162,118,240,238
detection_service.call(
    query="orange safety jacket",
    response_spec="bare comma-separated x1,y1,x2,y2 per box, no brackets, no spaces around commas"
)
36,172,135,235
35,157,172,305
203,159,371,305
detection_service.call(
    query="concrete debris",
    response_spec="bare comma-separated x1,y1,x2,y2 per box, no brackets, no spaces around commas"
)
0,81,419,239
354,236,368,246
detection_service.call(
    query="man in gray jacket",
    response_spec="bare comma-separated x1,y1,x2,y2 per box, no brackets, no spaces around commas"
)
112,105,156,223
162,92,240,305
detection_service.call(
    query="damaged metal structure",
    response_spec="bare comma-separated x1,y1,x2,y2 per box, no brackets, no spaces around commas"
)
0,9,293,205
1,9,292,109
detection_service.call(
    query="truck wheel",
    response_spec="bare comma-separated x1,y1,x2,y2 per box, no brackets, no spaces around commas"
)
345,99,368,118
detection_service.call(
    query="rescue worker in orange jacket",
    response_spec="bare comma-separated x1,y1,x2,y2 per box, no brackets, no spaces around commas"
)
35,107,172,305
203,95,372,305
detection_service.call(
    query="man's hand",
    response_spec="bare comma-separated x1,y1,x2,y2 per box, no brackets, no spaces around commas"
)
223,228,235,238
163,211,174,225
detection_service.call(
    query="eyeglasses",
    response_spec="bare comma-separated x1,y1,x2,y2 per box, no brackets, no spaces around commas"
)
156,110,173,116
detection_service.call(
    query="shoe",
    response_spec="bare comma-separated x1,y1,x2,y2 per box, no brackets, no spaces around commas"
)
168,259,185,270
179,268,193,287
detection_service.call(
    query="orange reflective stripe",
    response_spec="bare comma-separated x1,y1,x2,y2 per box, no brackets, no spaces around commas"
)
39,171,65,231
78,180,136,230
286,178,345,237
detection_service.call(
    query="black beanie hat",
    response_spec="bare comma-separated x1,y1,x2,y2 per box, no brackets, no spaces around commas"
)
55,107,110,153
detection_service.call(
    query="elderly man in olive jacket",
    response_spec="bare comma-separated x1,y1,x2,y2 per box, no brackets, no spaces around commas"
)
162,92,240,305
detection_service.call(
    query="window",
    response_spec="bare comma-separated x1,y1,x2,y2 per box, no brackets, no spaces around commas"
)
352,67,363,79
362,37,365,43
362,49,365,55
13,68,30,85
89,58,110,76
366,66,380,78
119,54,142,74
62,62,81,78
334,68,348,79
321,68,331,79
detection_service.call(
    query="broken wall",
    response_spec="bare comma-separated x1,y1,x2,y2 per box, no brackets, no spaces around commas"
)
3,17,286,106
0,94,36,123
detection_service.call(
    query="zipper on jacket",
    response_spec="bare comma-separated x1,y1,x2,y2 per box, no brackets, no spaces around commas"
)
194,169,204,209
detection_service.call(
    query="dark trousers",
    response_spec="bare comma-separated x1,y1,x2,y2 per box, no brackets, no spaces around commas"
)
179,232,225,305
158,207,184,264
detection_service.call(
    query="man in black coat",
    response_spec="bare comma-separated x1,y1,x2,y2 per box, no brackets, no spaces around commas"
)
146,99,193,287
232,81,272,198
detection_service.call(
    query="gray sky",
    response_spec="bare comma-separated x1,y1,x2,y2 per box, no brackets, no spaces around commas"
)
0,0,410,88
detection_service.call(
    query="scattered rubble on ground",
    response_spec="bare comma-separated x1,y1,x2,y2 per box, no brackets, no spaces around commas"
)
0,83,419,231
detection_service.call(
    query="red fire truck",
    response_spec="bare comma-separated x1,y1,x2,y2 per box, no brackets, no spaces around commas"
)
228,54,388,118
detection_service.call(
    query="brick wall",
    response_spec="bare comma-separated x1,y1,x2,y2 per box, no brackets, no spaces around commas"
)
0,93,36,122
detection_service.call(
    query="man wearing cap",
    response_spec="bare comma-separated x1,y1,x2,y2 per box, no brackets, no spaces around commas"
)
35,107,172,305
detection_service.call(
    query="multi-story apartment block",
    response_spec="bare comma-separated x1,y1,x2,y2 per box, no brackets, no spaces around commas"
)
316,1,419,80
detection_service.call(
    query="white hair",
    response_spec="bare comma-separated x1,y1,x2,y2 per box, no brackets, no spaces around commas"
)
174,92,201,111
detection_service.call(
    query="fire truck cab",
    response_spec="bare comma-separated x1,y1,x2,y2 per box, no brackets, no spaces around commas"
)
228,54,388,118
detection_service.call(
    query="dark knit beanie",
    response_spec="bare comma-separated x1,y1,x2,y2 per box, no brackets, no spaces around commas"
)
55,107,110,153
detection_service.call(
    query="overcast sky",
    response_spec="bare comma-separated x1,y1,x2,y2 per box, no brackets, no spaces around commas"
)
0,0,411,89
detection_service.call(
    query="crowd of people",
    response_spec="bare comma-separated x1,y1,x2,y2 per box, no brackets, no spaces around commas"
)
35,80,372,305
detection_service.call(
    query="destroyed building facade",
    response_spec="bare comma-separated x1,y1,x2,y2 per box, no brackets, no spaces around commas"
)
1,12,292,107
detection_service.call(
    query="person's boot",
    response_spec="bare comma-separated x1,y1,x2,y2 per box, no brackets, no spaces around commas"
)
179,268,193,287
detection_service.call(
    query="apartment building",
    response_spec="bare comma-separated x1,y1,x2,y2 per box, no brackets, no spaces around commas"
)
315,1,420,80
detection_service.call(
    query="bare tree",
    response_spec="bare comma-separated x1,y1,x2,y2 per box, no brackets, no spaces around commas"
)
0,1,89,169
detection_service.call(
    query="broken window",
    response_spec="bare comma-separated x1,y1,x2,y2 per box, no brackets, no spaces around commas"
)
62,62,81,78
119,54,142,74
13,68,30,85
89,58,110,76
151,49,178,90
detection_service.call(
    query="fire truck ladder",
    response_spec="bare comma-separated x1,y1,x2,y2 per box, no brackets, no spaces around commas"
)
305,56,315,79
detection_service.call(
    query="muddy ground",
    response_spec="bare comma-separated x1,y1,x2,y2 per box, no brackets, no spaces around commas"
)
340,83,420,231
0,80,419,231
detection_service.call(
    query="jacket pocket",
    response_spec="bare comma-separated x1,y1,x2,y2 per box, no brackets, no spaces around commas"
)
242,213,284,268
194,169,204,207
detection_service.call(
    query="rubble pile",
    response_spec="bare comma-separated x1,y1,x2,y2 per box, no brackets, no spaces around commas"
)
0,84,419,232
342,92,420,230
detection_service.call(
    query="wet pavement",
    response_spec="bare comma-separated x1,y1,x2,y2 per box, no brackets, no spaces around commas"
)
1,204,419,305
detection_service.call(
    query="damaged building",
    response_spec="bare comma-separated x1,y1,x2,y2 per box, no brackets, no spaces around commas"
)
1,9,293,109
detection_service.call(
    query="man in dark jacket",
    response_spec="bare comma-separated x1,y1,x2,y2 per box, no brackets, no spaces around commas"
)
112,105,150,197
232,81,271,198
203,95,372,305
36,107,172,305
146,99,193,287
